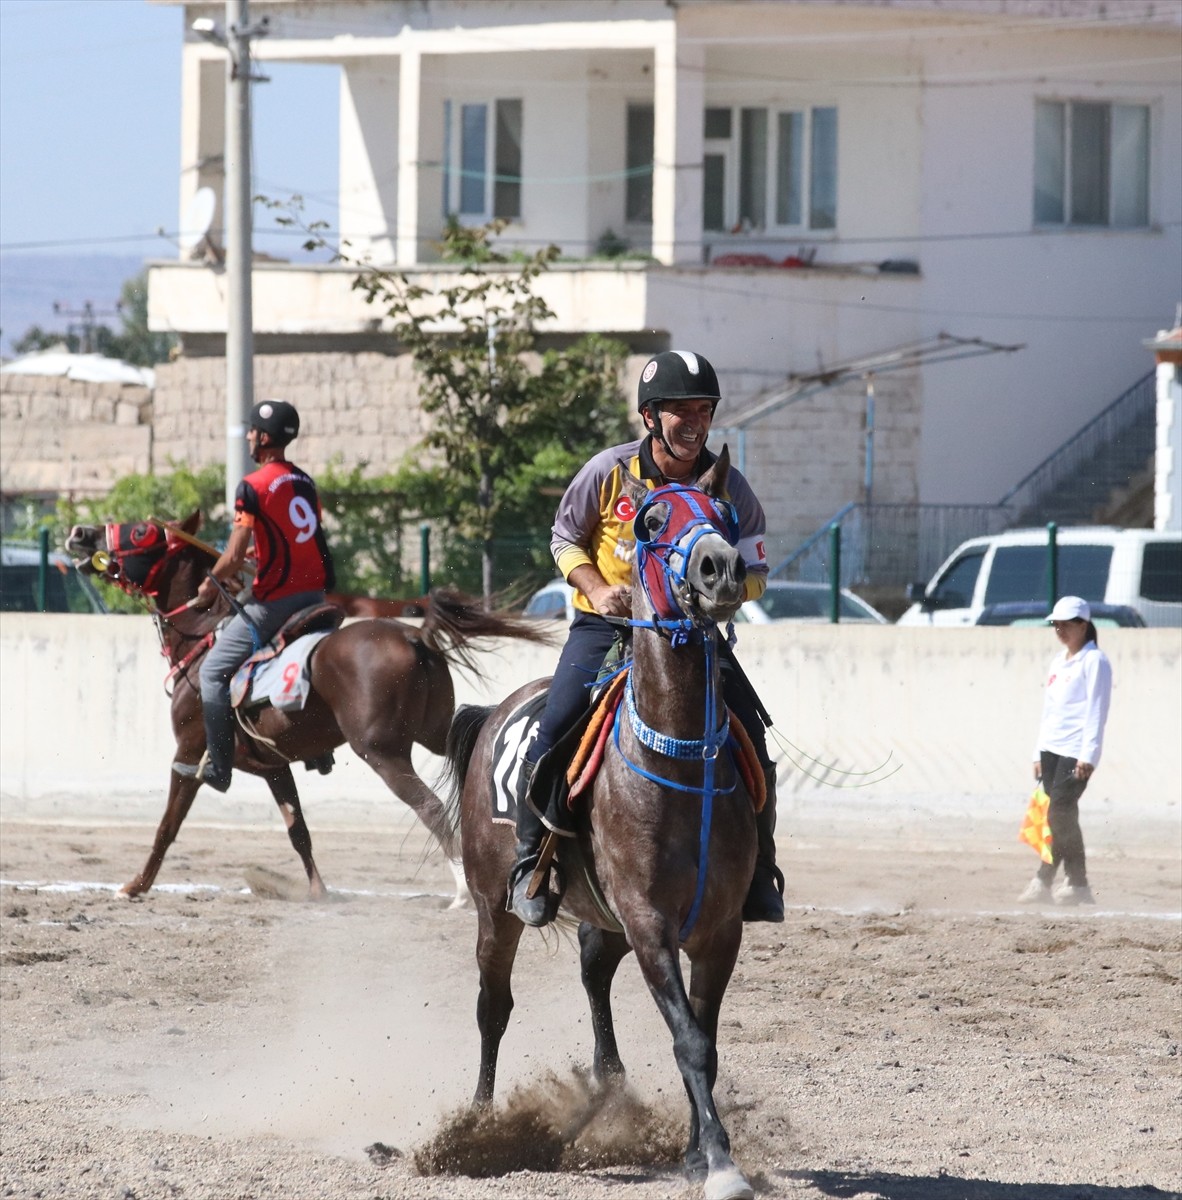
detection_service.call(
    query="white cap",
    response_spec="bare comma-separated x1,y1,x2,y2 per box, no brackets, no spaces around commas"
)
1047,595,1090,622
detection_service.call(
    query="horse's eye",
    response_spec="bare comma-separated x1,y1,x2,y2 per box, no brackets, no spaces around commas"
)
644,502,668,539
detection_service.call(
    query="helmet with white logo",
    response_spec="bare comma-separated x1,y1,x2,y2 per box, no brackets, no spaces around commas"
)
249,399,300,447
637,350,721,414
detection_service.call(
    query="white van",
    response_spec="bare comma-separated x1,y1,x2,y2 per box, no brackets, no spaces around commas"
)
897,527,1182,627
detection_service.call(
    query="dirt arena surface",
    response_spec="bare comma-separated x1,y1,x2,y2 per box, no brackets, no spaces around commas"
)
1,812,1179,1200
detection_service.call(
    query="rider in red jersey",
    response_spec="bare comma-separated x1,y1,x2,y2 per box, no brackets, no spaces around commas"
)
192,400,335,792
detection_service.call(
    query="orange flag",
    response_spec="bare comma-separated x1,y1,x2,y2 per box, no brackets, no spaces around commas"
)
1018,784,1053,864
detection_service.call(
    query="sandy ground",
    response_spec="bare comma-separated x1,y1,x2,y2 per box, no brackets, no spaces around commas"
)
1,807,1179,1200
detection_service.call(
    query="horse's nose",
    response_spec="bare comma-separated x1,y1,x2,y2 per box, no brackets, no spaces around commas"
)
698,549,746,599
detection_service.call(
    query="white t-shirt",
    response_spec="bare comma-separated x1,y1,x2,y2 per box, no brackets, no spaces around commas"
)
1034,641,1113,767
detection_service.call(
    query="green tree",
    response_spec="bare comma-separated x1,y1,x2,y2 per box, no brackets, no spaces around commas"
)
344,218,632,599
110,271,177,366
52,463,228,612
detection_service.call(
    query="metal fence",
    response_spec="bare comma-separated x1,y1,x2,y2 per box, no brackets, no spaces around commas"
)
773,502,1016,590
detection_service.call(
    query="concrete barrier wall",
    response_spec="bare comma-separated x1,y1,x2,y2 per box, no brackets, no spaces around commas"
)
2,615,1179,852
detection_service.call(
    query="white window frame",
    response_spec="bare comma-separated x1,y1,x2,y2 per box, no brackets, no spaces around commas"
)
442,97,523,225
1033,98,1151,229
703,102,838,235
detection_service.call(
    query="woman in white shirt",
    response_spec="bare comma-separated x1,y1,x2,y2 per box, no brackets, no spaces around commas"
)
1018,596,1113,906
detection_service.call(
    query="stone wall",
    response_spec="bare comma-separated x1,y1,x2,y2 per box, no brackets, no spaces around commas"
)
152,352,437,475
0,373,152,497
3,349,920,561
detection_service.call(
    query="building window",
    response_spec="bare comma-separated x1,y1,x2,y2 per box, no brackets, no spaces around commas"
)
626,104,654,224
1034,99,1149,228
704,104,837,232
443,98,522,221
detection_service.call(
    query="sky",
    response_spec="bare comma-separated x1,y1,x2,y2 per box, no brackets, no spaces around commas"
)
0,0,340,317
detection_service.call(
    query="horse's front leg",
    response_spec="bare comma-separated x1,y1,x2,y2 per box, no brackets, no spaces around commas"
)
473,905,525,1107
121,766,201,896
578,922,632,1088
631,923,752,1200
684,922,744,1187
263,766,327,899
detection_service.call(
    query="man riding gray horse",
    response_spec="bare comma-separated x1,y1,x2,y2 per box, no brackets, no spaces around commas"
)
509,349,785,927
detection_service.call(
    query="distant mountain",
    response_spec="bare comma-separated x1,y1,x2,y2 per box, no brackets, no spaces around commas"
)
0,254,146,358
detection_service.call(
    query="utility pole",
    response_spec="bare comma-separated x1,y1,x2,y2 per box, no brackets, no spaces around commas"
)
194,3,269,512
53,300,121,355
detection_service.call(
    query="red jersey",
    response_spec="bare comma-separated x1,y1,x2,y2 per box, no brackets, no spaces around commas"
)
233,459,335,601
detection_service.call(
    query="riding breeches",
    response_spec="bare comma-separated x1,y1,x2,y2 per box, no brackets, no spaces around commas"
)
525,612,619,768
524,611,771,770
198,590,326,711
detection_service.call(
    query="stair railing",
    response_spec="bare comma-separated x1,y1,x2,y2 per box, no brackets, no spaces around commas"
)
997,371,1155,520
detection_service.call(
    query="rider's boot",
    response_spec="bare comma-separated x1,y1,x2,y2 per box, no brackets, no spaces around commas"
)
743,765,785,923
506,764,552,927
197,698,236,794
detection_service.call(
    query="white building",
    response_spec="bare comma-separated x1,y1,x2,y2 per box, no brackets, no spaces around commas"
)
148,0,1182,566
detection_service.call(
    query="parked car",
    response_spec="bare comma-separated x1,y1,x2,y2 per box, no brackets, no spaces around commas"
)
898,527,1182,628
975,601,1146,628
734,580,888,624
1,543,109,613
523,577,888,624
523,578,576,621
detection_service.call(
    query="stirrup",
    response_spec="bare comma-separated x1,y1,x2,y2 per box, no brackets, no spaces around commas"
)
174,750,232,792
507,855,552,927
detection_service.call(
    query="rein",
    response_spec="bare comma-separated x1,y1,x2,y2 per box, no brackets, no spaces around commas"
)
619,482,742,941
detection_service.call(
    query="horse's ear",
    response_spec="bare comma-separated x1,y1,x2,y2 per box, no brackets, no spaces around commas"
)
182,510,202,535
697,444,731,497
620,462,648,508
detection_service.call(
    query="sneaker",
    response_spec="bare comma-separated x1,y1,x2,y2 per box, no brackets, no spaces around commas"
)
1055,884,1096,906
1017,878,1053,904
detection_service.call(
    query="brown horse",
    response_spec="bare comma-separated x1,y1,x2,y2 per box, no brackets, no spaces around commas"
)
65,512,549,902
443,450,758,1200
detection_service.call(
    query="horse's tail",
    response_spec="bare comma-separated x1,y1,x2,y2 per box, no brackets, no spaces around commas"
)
418,585,554,677
440,702,495,837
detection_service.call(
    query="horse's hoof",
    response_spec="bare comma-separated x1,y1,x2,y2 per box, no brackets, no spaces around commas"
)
705,1165,754,1200
447,860,472,910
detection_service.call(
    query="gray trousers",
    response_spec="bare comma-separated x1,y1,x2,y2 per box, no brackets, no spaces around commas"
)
199,591,326,715
1036,750,1090,888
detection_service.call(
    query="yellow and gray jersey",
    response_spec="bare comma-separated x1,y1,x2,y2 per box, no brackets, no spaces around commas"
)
551,437,768,615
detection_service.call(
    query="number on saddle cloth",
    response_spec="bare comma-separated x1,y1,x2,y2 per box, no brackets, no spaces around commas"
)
488,692,549,826
226,606,344,714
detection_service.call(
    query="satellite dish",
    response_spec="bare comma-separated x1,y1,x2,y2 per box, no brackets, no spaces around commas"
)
178,187,217,253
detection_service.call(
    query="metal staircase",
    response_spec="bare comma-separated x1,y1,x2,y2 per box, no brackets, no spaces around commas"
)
772,371,1158,604
998,371,1156,528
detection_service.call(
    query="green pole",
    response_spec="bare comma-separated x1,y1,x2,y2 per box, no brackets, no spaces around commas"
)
419,522,431,596
37,527,50,613
1047,521,1058,611
829,522,841,624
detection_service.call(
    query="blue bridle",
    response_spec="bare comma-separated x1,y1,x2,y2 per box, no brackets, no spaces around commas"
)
615,483,742,940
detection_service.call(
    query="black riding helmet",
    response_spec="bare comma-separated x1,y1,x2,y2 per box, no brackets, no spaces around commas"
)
249,399,300,447
637,351,721,460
